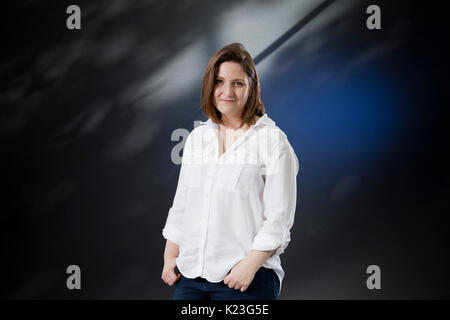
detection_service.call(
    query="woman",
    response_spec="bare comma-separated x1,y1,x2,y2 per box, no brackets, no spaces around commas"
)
162,43,299,300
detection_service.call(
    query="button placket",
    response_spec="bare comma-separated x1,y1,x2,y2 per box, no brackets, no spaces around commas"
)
199,161,217,275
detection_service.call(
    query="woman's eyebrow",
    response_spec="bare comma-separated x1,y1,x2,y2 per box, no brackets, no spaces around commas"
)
216,76,245,81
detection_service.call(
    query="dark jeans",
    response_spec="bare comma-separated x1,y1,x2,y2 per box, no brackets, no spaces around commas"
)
173,267,280,300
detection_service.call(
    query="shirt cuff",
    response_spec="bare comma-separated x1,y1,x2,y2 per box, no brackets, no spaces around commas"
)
162,226,180,246
251,231,289,256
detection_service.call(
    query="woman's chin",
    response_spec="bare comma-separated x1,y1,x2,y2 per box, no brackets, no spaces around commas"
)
217,106,239,115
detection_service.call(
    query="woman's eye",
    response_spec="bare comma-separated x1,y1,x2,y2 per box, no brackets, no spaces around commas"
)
234,82,244,87
215,79,223,85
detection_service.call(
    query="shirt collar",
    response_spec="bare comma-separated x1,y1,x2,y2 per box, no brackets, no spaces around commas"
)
201,113,275,128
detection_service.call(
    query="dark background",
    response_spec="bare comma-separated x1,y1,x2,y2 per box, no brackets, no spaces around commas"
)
1,0,449,299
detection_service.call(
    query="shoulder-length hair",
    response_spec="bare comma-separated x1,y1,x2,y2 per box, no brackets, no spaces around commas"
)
201,43,265,127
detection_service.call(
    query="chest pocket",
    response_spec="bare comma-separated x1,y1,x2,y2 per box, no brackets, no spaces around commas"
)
217,164,260,195
184,163,202,188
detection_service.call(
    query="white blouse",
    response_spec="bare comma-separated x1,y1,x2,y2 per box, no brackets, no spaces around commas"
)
162,113,299,289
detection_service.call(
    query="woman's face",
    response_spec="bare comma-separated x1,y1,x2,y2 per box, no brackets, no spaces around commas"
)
213,61,250,121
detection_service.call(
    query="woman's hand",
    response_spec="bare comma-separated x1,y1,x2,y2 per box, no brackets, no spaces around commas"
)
224,250,276,292
161,255,180,286
223,258,258,292
161,240,181,286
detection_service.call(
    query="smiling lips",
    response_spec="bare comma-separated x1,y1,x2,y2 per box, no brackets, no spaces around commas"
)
220,99,235,103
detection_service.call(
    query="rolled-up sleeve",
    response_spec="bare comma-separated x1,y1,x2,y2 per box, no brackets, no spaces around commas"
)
251,138,299,256
162,134,192,245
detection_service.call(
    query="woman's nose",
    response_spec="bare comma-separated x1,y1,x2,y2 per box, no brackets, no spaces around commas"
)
223,83,234,97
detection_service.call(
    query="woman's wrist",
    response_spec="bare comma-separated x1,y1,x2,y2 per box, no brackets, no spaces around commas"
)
164,253,178,261
245,250,275,272
164,240,179,261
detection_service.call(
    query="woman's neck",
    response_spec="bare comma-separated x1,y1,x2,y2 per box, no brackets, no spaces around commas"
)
219,114,262,131
220,115,245,130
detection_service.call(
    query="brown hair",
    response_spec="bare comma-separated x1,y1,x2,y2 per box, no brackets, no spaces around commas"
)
201,43,265,127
